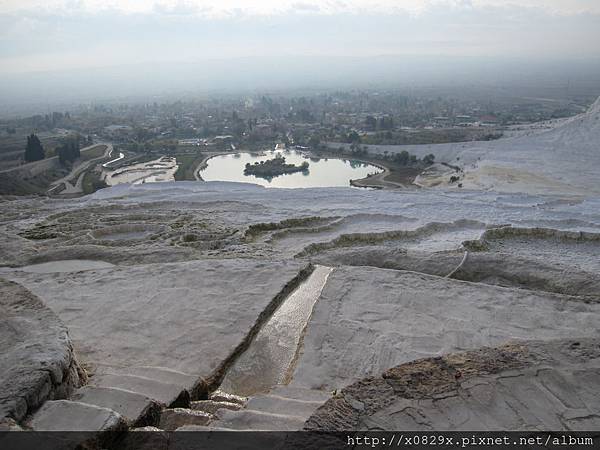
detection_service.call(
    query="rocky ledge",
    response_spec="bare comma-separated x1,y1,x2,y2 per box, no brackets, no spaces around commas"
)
304,339,600,431
0,278,85,424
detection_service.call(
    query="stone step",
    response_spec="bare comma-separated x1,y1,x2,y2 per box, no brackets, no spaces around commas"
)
71,386,161,427
269,385,331,403
114,366,197,389
215,409,306,431
26,400,127,432
191,400,243,414
209,390,247,406
245,394,324,418
159,408,213,431
92,373,189,407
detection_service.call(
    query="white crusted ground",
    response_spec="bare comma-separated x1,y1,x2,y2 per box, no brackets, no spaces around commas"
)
289,266,600,391
1,98,599,432
2,259,303,378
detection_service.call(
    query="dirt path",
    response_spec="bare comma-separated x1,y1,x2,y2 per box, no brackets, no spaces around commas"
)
47,144,112,196
350,166,409,189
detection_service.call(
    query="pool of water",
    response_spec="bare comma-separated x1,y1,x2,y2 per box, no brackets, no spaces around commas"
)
200,150,382,188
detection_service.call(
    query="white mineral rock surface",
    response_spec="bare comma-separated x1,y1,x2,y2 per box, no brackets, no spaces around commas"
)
1,97,600,432
290,266,600,391
4,259,303,377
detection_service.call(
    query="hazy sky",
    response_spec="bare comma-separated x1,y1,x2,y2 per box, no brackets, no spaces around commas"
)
1,0,599,74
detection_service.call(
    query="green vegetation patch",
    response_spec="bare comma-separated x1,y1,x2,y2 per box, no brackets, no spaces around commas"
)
174,153,205,181
244,156,309,179
82,170,108,195
347,129,502,146
81,144,108,161
245,216,330,240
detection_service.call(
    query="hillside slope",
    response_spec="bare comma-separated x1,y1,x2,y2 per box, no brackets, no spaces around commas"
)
339,96,600,195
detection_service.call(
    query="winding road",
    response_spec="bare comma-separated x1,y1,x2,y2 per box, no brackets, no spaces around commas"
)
47,143,113,195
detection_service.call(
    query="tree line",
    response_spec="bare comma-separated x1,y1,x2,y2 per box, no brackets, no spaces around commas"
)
24,133,81,165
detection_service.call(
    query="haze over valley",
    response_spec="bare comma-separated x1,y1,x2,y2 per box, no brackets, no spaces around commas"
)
1,0,600,445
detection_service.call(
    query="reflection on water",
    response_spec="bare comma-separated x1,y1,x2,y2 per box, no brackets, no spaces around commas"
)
200,150,381,188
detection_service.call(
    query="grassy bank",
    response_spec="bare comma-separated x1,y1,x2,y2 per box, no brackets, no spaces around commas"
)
174,153,205,181
81,144,108,161
82,170,107,195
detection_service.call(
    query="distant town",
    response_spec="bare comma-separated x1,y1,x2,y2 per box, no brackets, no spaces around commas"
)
1,87,594,196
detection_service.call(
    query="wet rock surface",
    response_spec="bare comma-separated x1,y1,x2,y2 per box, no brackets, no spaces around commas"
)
159,408,212,431
208,390,247,406
205,385,331,431
220,265,333,396
191,400,242,414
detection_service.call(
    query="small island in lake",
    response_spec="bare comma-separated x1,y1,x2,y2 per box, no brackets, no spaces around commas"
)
244,156,309,179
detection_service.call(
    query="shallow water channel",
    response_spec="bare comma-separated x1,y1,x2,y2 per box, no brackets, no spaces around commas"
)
220,265,333,396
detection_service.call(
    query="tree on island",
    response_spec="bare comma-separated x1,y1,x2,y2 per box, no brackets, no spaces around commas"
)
24,134,45,162
244,156,309,179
